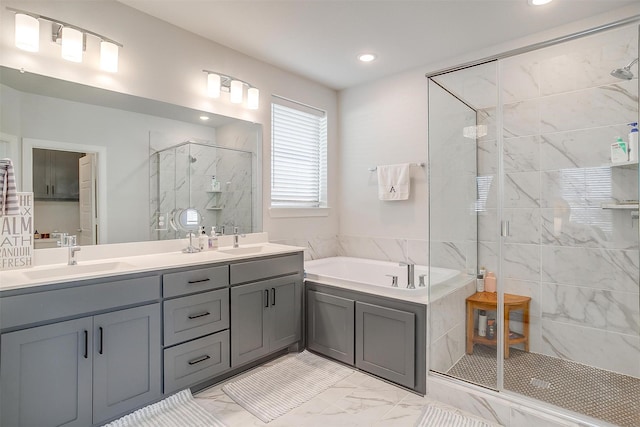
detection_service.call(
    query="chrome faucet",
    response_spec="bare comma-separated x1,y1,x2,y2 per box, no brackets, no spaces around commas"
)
232,226,246,248
61,235,81,265
400,262,415,289
385,274,398,287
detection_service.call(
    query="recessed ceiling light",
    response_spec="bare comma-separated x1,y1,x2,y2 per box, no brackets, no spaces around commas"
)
528,0,552,5
199,115,210,121
358,53,377,63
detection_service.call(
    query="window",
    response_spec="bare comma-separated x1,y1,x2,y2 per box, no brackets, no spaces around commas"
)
271,97,327,208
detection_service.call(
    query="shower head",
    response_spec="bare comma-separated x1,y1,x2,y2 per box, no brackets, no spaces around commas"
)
611,58,638,80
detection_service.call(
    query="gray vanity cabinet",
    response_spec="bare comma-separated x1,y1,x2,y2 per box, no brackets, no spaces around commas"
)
230,274,302,367
307,290,355,364
0,303,161,427
92,304,162,424
0,317,93,427
355,302,415,389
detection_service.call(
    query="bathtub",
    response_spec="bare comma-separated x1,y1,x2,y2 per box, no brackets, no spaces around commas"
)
304,257,466,302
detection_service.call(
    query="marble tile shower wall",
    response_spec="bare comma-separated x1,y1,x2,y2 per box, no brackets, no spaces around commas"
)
477,25,639,377
152,143,253,239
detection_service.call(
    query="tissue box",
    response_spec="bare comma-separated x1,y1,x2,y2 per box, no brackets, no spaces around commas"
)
611,142,628,163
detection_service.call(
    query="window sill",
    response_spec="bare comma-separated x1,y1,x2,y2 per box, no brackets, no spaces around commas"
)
269,207,330,218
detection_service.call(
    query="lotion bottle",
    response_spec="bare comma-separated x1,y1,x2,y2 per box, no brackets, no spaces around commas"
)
485,272,497,293
629,122,639,162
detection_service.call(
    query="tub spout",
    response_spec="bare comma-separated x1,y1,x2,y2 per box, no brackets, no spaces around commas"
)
400,263,415,289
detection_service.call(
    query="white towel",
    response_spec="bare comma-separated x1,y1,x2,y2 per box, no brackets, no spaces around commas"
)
377,163,410,201
0,159,19,216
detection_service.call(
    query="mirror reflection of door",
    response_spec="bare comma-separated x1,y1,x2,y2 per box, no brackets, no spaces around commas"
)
33,148,98,248
79,154,97,245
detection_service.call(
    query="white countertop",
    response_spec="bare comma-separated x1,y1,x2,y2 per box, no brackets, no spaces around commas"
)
0,233,305,292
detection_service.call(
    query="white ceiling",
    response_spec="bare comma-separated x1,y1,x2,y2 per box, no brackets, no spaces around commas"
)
119,0,637,90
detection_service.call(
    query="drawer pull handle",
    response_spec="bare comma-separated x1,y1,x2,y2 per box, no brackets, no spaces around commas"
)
187,278,211,284
83,330,88,359
188,355,211,365
188,311,211,320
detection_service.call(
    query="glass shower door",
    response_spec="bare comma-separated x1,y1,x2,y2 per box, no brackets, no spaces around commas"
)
498,24,640,426
428,61,500,389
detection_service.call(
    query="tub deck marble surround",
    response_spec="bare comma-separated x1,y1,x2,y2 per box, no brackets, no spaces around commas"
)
0,233,305,291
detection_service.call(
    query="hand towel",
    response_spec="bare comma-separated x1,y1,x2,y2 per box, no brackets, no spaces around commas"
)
0,159,19,216
377,163,410,201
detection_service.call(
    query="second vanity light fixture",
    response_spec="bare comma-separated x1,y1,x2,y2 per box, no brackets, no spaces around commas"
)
203,70,259,109
9,7,122,72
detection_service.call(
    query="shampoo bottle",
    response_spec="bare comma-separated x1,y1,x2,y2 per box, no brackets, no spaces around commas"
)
478,310,488,337
629,122,639,162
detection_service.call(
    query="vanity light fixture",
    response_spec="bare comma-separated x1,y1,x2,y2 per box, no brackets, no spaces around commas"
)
203,70,260,109
61,26,83,62
8,7,122,72
527,0,552,5
14,13,39,52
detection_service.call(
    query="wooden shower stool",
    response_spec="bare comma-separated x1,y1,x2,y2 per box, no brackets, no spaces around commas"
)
465,292,531,358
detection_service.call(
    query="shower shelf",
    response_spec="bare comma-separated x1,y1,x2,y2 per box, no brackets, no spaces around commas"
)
206,206,223,210
601,203,639,210
205,190,222,193
607,160,638,167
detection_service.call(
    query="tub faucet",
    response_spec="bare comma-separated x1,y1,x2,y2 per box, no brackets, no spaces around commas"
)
62,235,81,265
233,226,246,248
385,274,398,287
400,263,415,289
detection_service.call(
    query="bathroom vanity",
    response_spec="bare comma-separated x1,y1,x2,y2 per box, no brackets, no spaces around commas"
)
0,240,304,427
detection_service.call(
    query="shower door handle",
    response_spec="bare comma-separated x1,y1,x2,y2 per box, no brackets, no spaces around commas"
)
501,220,510,237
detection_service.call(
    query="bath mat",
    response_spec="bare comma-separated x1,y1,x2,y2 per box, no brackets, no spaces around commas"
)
222,350,354,423
415,404,498,427
102,389,226,427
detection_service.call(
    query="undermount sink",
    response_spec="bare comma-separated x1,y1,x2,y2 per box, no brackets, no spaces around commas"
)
218,246,268,255
22,261,135,280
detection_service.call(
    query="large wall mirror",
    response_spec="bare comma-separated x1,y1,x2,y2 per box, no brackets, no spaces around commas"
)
0,66,262,246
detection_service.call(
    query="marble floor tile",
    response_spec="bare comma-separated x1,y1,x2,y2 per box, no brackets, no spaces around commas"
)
193,354,499,427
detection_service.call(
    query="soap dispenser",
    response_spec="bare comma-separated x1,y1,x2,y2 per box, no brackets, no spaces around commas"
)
198,226,207,251
629,122,638,162
208,226,219,250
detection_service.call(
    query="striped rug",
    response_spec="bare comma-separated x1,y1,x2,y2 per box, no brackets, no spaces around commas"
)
102,389,226,427
223,351,354,423
415,405,498,427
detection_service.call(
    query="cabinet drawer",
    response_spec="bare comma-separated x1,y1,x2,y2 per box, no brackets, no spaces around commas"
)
163,265,228,298
163,288,229,346
230,253,302,285
163,330,230,394
0,275,160,330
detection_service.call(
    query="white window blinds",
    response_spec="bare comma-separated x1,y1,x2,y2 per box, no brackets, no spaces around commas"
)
271,99,327,207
